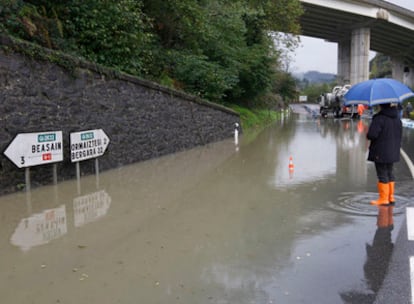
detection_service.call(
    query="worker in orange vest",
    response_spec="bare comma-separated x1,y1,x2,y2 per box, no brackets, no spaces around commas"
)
357,104,365,117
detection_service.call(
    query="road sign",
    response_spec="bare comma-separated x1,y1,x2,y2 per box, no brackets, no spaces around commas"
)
70,129,110,162
3,131,63,168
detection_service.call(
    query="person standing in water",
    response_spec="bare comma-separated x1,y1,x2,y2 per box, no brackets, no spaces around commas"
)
367,103,402,205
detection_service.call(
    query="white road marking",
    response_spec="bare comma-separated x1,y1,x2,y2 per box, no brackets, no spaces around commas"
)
411,256,414,304
401,148,414,180
399,148,414,303
407,208,414,241
408,208,414,304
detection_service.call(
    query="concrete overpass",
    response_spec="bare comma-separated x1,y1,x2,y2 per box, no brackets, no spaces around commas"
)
299,0,414,87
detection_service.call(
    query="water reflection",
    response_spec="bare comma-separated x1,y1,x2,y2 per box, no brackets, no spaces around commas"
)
340,206,394,303
365,206,394,293
272,118,370,188
73,190,111,227
8,167,112,251
272,119,336,187
10,204,67,251
0,113,408,304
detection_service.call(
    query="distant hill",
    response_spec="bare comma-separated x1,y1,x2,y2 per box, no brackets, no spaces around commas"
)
294,70,336,90
301,70,336,83
296,55,390,83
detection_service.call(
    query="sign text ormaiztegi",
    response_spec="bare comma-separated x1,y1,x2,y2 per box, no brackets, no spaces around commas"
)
70,129,110,162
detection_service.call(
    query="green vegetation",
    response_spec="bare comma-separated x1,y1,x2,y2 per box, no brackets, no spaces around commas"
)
228,104,281,130
0,0,302,129
300,82,334,103
370,54,392,79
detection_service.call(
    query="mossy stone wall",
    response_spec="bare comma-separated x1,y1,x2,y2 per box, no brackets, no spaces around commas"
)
0,36,240,195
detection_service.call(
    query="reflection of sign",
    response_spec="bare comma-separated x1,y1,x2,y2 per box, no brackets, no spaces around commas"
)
10,205,67,251
4,131,63,168
73,190,111,227
70,129,110,162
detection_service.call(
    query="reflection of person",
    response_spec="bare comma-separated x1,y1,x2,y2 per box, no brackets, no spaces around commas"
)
364,206,394,294
340,206,394,302
367,103,402,205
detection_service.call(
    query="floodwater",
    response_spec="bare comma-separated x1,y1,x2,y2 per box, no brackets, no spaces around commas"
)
1,107,414,304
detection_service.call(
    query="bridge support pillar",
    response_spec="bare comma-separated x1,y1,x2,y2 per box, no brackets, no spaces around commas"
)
350,27,370,85
337,40,351,85
392,58,414,88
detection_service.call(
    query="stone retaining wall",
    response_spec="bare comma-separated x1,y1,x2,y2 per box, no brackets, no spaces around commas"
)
0,35,240,195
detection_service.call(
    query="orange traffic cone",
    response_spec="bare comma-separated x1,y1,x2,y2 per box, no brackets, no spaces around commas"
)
288,156,294,171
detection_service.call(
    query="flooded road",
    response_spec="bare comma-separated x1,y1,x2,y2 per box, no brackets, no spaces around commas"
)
1,108,414,304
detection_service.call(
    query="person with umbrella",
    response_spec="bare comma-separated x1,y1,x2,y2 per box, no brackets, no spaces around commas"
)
344,78,414,205
366,103,402,205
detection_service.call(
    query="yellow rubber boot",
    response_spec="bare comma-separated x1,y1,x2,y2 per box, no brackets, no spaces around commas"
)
389,181,395,204
370,182,389,205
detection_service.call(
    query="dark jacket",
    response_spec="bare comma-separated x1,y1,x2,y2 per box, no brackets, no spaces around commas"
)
367,104,402,163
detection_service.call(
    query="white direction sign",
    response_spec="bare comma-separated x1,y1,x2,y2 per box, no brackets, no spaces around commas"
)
70,129,110,162
4,131,63,168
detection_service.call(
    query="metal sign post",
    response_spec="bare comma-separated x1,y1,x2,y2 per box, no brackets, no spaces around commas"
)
3,131,64,208
76,162,81,195
25,167,32,214
95,158,100,189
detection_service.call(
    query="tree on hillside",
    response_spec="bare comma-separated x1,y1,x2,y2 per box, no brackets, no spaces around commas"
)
7,0,155,76
370,54,392,79
1,0,304,107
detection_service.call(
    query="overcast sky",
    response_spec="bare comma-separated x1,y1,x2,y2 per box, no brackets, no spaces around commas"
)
292,0,414,74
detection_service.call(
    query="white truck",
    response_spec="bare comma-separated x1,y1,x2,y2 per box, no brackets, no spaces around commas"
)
319,85,358,118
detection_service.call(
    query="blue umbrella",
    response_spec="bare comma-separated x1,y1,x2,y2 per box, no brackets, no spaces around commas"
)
343,78,414,106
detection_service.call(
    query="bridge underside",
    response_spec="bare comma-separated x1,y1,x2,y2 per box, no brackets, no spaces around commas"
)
300,3,414,63
299,1,414,86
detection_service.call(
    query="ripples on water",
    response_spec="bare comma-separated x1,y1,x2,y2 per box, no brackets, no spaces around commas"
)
327,191,409,216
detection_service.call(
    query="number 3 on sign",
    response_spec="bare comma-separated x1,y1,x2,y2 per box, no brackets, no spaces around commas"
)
20,156,25,165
